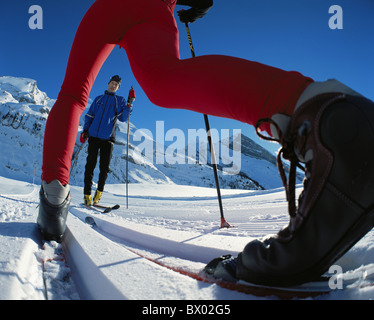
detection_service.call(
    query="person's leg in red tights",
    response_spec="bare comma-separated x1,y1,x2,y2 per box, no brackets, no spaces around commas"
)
42,1,116,186
121,2,312,132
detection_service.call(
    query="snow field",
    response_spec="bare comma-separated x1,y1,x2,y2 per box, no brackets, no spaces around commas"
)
1,176,374,299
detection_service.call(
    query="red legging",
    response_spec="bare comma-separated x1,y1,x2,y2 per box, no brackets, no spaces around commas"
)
42,0,313,185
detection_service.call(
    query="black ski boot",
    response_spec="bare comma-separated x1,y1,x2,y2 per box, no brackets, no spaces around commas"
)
37,181,70,243
207,93,374,286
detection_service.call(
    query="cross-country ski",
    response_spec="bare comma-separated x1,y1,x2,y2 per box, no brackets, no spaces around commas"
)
82,203,120,213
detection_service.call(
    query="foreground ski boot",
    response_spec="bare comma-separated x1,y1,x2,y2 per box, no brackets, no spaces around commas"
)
37,180,70,243
208,89,374,287
93,190,102,205
84,194,93,206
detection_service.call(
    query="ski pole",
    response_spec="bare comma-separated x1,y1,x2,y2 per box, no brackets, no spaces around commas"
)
184,22,231,229
70,142,84,174
126,86,136,209
126,111,131,209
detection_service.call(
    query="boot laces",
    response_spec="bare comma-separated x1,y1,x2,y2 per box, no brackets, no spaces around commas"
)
255,118,310,225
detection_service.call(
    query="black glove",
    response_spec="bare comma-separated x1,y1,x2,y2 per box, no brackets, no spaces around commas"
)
177,0,213,23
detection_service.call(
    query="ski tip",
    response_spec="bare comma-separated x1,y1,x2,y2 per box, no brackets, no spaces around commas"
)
103,204,120,213
85,216,96,226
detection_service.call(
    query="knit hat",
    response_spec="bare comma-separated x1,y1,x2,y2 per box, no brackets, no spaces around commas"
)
109,75,121,87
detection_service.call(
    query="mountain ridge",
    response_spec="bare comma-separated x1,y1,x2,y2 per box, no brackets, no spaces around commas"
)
0,76,292,190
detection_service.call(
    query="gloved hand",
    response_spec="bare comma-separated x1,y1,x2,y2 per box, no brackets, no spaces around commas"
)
80,131,88,143
177,8,206,23
177,0,213,23
127,86,136,108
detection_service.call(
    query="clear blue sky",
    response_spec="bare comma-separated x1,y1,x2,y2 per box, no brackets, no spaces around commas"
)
1,0,374,154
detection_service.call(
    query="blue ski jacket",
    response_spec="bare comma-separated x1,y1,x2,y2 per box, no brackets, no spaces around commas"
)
83,91,131,142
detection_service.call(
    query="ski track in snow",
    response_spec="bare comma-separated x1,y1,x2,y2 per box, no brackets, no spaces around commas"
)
1,176,374,300
0,178,78,300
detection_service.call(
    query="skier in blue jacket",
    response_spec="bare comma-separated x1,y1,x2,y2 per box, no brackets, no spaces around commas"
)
80,75,132,206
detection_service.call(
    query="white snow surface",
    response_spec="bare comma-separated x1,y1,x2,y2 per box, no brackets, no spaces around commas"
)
1,176,374,300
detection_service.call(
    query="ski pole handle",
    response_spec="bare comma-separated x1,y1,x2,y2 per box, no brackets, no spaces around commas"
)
127,86,136,107
185,23,196,58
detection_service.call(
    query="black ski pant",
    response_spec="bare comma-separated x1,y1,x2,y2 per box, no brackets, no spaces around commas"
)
84,137,113,195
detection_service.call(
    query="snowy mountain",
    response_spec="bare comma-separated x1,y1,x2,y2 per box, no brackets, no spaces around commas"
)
0,76,288,190
0,76,53,183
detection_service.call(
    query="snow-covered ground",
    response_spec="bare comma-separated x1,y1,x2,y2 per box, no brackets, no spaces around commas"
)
1,175,374,300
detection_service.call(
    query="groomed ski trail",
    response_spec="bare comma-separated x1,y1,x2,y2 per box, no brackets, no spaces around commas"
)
69,206,240,264
63,213,249,300
67,204,374,300
0,179,78,300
